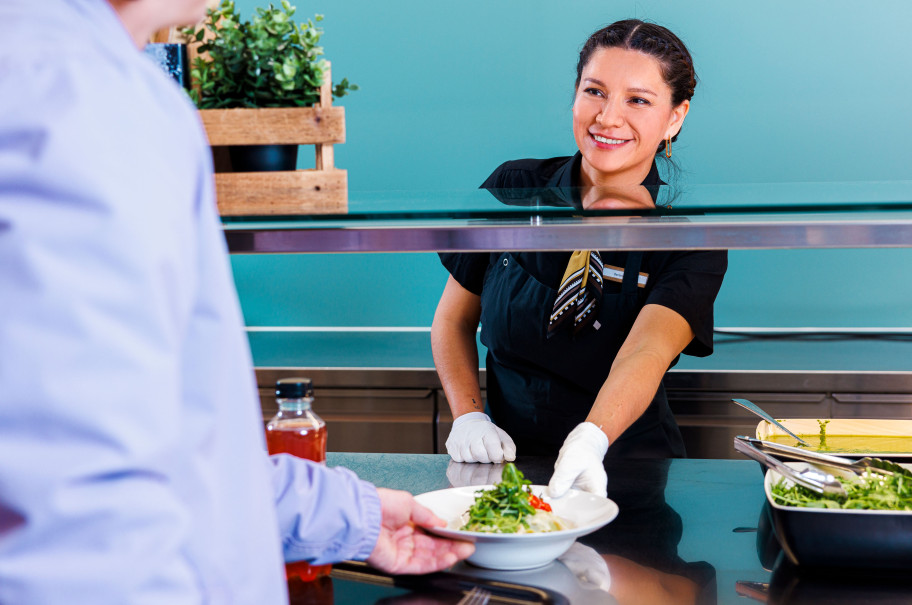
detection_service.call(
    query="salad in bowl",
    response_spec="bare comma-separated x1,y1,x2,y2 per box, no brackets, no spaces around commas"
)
458,463,572,533
415,463,618,570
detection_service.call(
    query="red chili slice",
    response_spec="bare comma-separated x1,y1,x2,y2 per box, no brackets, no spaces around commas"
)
529,494,552,512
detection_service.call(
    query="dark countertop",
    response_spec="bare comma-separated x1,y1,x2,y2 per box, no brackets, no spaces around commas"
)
284,454,912,605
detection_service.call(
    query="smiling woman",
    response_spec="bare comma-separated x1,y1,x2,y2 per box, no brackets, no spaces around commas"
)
432,19,727,500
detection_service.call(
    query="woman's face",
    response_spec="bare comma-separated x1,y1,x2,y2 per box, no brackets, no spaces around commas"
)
572,47,689,187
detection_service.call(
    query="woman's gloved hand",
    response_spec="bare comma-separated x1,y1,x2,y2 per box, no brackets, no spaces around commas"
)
547,422,609,498
445,412,517,463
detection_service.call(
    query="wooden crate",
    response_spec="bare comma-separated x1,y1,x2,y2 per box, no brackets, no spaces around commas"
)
197,65,348,216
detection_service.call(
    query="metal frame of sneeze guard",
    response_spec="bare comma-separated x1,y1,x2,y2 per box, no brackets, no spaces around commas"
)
221,182,912,254
223,214,912,254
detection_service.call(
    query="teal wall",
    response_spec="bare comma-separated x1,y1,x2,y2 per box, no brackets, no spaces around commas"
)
229,0,912,330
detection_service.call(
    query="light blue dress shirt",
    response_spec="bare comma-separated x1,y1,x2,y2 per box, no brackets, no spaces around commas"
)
0,1,381,602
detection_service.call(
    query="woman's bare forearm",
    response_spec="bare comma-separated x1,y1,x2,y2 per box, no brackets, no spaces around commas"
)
431,320,484,417
585,304,695,443
586,347,673,443
431,277,484,418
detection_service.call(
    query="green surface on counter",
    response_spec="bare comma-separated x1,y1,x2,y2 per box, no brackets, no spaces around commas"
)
320,453,912,605
326,455,762,604
317,454,912,604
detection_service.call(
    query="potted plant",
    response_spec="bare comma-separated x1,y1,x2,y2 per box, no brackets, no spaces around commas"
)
183,0,357,214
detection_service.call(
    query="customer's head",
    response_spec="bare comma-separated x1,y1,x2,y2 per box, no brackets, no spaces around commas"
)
108,0,212,46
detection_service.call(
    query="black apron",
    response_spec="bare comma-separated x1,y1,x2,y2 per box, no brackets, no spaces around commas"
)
480,250,686,458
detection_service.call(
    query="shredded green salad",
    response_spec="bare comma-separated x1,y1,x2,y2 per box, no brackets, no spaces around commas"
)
460,463,551,533
771,470,912,510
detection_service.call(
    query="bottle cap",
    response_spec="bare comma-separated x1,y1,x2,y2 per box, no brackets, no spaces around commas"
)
276,377,314,399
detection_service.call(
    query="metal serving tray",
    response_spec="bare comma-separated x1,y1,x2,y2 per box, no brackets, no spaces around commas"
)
756,418,912,459
763,462,912,570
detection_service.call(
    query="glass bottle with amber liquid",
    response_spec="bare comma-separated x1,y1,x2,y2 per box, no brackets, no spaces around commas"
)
265,377,330,583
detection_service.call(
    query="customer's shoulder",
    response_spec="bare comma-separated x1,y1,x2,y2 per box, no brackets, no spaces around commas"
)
480,156,574,188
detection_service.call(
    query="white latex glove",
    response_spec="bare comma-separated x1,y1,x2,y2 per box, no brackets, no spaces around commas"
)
446,460,505,487
445,412,516,463
548,422,609,498
558,543,612,593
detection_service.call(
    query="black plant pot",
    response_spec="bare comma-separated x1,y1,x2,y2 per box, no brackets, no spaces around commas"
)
143,43,190,90
228,144,299,172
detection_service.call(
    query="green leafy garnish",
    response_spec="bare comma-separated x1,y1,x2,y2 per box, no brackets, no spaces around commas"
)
771,470,912,510
460,463,538,533
818,419,831,449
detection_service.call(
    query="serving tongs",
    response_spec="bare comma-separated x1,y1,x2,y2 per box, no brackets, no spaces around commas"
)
731,398,810,446
734,436,847,497
738,435,912,479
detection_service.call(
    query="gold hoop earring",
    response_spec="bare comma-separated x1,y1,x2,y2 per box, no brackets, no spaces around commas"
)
665,137,672,159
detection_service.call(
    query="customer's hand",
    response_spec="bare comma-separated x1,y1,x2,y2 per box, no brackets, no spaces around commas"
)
366,488,474,575
547,422,609,498
445,412,516,463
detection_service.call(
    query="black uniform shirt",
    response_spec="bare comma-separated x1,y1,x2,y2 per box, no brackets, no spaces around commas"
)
439,153,727,359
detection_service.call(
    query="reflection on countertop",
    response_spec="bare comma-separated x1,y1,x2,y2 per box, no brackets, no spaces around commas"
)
285,454,912,603
761,560,912,605
737,501,912,605
312,455,763,604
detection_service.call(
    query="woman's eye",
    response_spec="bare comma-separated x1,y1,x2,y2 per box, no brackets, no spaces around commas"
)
629,97,651,105
584,87,604,97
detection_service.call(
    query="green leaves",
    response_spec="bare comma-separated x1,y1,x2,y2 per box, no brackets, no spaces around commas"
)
333,77,359,99
460,463,538,533
771,470,912,510
182,0,357,109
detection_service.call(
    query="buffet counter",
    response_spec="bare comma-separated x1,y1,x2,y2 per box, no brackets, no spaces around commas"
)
278,453,907,604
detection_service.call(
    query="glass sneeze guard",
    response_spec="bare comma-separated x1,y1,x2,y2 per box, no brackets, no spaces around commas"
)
222,180,912,253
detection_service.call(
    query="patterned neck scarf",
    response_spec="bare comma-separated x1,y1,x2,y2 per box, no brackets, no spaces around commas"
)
548,250,604,338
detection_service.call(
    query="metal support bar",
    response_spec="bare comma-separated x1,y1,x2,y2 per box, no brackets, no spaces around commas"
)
225,218,912,253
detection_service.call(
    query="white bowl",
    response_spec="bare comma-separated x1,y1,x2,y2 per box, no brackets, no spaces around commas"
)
414,484,619,570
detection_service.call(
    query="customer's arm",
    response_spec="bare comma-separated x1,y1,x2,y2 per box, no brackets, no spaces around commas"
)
270,456,473,573
270,455,382,565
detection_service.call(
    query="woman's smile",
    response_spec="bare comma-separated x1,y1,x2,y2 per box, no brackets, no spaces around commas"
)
589,133,631,148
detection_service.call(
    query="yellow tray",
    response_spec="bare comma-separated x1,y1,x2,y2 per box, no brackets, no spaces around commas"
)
756,418,912,457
